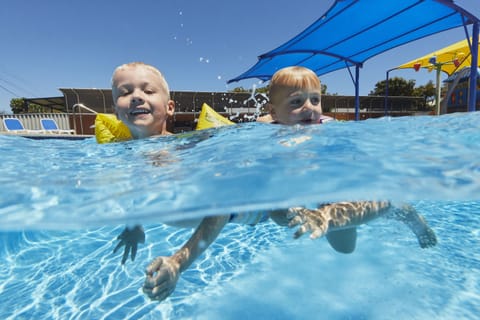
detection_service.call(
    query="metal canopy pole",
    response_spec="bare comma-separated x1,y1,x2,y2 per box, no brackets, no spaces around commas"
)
468,22,479,112
385,70,390,116
345,62,361,121
384,68,397,116
435,65,442,115
355,65,360,121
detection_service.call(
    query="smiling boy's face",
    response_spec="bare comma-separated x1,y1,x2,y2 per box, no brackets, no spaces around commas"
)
112,64,174,138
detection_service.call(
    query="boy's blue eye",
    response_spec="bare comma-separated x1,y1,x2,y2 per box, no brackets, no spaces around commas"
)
289,94,320,108
310,96,320,105
290,98,305,107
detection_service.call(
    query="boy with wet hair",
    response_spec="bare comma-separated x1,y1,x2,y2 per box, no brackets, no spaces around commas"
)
263,65,333,125
259,65,437,253
111,61,174,264
112,62,175,139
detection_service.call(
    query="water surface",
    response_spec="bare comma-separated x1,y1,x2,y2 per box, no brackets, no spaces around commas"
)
0,113,479,319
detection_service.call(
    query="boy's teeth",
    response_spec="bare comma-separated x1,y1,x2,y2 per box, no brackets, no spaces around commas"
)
131,109,150,115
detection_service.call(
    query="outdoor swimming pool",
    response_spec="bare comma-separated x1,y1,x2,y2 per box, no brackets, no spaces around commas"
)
0,112,479,319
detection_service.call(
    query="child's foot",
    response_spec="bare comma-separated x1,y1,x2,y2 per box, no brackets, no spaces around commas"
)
394,205,438,248
414,215,438,248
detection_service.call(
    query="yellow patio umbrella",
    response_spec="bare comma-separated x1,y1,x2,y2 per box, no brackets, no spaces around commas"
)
395,37,480,115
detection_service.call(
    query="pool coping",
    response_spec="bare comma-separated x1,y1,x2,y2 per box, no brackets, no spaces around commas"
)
0,132,94,140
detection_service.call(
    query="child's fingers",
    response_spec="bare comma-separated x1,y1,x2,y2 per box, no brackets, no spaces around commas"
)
293,225,309,239
121,244,130,265
288,215,303,228
286,207,304,219
310,229,324,239
131,243,138,261
145,257,164,275
112,239,124,254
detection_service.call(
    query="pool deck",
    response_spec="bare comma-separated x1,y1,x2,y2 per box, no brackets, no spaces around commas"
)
0,132,94,140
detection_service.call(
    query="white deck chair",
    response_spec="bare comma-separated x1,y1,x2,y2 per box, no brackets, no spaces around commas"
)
40,118,75,134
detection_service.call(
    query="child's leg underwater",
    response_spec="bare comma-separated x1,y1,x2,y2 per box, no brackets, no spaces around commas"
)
389,203,437,248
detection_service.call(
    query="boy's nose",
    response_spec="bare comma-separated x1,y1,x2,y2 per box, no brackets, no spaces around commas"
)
131,90,145,103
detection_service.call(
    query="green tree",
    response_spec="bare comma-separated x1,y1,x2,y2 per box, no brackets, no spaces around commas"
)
9,98,46,114
256,86,269,94
10,98,26,114
230,86,249,93
413,80,436,104
230,83,327,95
27,103,46,113
321,84,327,95
229,86,269,94
370,77,416,96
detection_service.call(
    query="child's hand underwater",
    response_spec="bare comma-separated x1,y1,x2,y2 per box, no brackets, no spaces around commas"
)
113,225,146,264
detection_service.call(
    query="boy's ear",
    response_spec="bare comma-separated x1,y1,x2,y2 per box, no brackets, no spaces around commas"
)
166,100,175,116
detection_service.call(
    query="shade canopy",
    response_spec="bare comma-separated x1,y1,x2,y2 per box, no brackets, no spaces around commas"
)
228,0,479,84
396,36,480,75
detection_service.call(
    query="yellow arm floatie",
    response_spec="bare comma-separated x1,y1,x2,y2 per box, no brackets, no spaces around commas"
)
195,103,235,130
95,113,132,144
95,103,234,143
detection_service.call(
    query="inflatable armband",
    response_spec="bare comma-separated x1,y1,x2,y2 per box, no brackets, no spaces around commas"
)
195,103,235,130
95,113,132,144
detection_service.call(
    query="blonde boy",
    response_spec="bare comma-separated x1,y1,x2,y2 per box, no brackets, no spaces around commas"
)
258,65,333,124
112,62,175,138
259,65,437,254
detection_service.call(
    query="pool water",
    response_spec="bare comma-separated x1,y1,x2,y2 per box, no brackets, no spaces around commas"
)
0,112,479,319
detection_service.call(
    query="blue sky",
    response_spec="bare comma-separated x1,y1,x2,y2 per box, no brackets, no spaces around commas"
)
0,0,478,114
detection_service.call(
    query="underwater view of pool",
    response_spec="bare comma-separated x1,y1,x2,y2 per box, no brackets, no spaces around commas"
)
0,112,479,319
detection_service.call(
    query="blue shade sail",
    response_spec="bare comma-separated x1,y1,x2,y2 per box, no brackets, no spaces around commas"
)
228,0,479,83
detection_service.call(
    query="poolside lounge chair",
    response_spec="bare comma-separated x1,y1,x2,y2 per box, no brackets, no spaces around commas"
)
40,118,75,134
2,118,39,133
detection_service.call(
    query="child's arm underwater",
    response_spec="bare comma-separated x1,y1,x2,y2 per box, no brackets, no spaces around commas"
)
113,201,437,264
142,215,230,301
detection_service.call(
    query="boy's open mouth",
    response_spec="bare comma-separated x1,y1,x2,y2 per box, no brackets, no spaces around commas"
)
300,119,314,124
130,108,151,116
